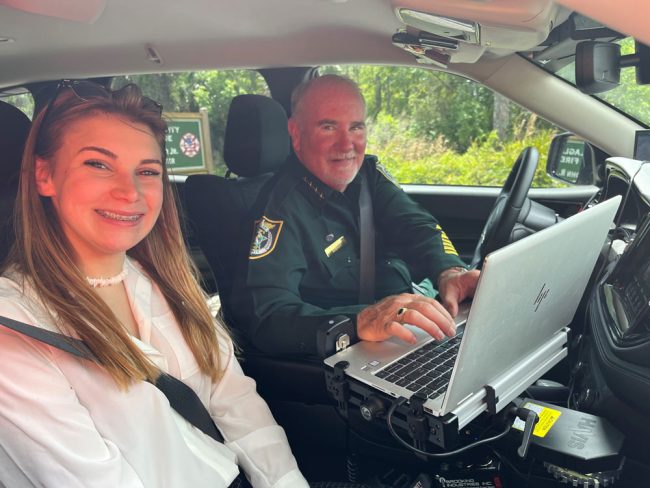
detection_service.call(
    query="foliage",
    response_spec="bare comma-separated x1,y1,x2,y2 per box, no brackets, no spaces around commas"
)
322,65,555,154
113,66,570,187
1,93,34,118
113,71,269,171
369,119,561,187
328,66,564,187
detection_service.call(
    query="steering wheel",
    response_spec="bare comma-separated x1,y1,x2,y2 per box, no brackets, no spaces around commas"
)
471,147,539,268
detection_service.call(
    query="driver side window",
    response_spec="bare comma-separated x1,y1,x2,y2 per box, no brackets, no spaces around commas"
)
319,65,565,188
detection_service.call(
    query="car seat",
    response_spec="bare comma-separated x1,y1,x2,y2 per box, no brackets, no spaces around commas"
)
184,95,334,404
0,101,31,264
184,94,290,329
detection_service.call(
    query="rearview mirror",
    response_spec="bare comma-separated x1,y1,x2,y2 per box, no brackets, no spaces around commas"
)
546,133,597,185
576,40,650,94
575,42,620,94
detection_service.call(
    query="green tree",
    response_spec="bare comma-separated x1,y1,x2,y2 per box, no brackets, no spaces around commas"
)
321,64,561,186
113,71,269,172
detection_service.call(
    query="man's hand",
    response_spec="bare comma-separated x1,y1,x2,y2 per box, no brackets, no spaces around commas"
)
357,293,456,344
437,267,480,317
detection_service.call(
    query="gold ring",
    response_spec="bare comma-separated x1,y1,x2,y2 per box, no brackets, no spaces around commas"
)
396,307,407,319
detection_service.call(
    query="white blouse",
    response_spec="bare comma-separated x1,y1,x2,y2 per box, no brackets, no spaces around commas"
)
0,259,309,488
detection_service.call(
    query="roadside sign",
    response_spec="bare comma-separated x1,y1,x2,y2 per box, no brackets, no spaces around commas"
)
556,139,585,183
164,109,214,174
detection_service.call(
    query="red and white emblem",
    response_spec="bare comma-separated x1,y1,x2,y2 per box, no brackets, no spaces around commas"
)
179,132,200,157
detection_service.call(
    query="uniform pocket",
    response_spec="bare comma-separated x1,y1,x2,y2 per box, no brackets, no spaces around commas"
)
321,247,359,294
375,258,412,296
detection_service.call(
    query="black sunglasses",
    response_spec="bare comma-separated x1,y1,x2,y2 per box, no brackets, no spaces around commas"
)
38,79,163,131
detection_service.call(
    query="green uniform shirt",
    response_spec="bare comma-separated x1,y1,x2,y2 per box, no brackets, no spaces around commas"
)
232,155,466,355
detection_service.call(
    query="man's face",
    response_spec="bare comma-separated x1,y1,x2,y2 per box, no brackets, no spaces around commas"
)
288,82,367,192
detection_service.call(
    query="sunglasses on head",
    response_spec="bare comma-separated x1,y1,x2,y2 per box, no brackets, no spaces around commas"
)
38,79,163,130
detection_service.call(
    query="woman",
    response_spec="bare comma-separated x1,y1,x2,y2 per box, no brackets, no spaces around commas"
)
0,81,309,487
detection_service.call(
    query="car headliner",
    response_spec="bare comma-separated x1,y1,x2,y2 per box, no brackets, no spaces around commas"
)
0,0,644,87
0,0,646,159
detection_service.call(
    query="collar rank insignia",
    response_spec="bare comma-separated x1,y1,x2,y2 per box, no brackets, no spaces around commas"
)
302,176,325,200
250,216,284,260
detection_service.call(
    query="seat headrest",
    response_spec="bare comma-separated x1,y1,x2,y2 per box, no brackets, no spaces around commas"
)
0,101,31,264
0,101,30,185
223,94,290,177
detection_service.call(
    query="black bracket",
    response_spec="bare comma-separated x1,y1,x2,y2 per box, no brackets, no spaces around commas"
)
317,315,355,358
407,392,430,451
325,360,350,417
485,385,499,416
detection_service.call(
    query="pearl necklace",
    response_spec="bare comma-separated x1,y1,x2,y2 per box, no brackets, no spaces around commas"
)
85,264,129,288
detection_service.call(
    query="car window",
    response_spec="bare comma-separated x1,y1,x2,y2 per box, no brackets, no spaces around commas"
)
112,71,270,175
319,65,564,188
0,91,35,119
548,37,650,127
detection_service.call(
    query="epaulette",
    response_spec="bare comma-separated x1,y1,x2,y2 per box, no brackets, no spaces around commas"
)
370,155,399,188
261,168,301,214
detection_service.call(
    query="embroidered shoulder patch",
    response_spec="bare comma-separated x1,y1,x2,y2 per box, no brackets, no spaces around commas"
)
250,216,284,260
376,162,400,187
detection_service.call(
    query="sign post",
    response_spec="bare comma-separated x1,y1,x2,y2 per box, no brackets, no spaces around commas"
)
164,108,214,174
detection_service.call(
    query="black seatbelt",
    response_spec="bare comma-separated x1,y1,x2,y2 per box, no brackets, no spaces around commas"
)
358,172,375,304
0,315,224,444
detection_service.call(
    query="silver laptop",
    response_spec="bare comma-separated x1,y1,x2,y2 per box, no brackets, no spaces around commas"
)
325,196,621,428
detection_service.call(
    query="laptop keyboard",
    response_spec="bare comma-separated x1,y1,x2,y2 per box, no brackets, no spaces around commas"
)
373,331,464,400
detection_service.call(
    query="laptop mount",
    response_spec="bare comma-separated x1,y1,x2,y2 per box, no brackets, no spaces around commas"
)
325,359,545,460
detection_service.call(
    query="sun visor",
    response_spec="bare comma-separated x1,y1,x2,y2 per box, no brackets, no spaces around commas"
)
0,0,107,23
392,0,565,63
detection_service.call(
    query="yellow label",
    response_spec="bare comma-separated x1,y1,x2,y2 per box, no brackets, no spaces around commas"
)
324,236,346,257
512,402,562,438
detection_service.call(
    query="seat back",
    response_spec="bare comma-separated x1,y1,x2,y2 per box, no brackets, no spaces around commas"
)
186,95,337,407
184,94,290,325
0,102,31,265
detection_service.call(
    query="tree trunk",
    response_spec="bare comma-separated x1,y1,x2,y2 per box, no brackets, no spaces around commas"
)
493,93,510,141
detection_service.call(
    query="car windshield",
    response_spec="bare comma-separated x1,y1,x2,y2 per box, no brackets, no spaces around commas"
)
527,36,650,127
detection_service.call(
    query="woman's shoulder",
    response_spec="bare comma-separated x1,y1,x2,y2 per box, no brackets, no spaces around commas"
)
0,269,33,311
0,269,22,295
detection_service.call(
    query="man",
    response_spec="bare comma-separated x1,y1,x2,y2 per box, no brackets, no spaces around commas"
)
233,74,479,356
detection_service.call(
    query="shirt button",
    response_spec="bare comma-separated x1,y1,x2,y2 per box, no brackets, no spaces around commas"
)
346,257,352,263
325,233,334,242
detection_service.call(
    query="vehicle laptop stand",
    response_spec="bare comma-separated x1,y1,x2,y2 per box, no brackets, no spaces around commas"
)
324,196,621,448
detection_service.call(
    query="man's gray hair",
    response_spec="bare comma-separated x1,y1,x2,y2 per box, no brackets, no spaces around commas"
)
290,74,366,118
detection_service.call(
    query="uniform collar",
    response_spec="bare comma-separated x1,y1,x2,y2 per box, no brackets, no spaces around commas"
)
289,154,365,207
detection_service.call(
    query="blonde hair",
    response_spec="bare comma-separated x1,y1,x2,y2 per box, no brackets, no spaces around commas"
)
7,83,224,388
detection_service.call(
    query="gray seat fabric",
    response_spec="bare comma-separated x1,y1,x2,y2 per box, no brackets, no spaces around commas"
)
0,102,31,265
